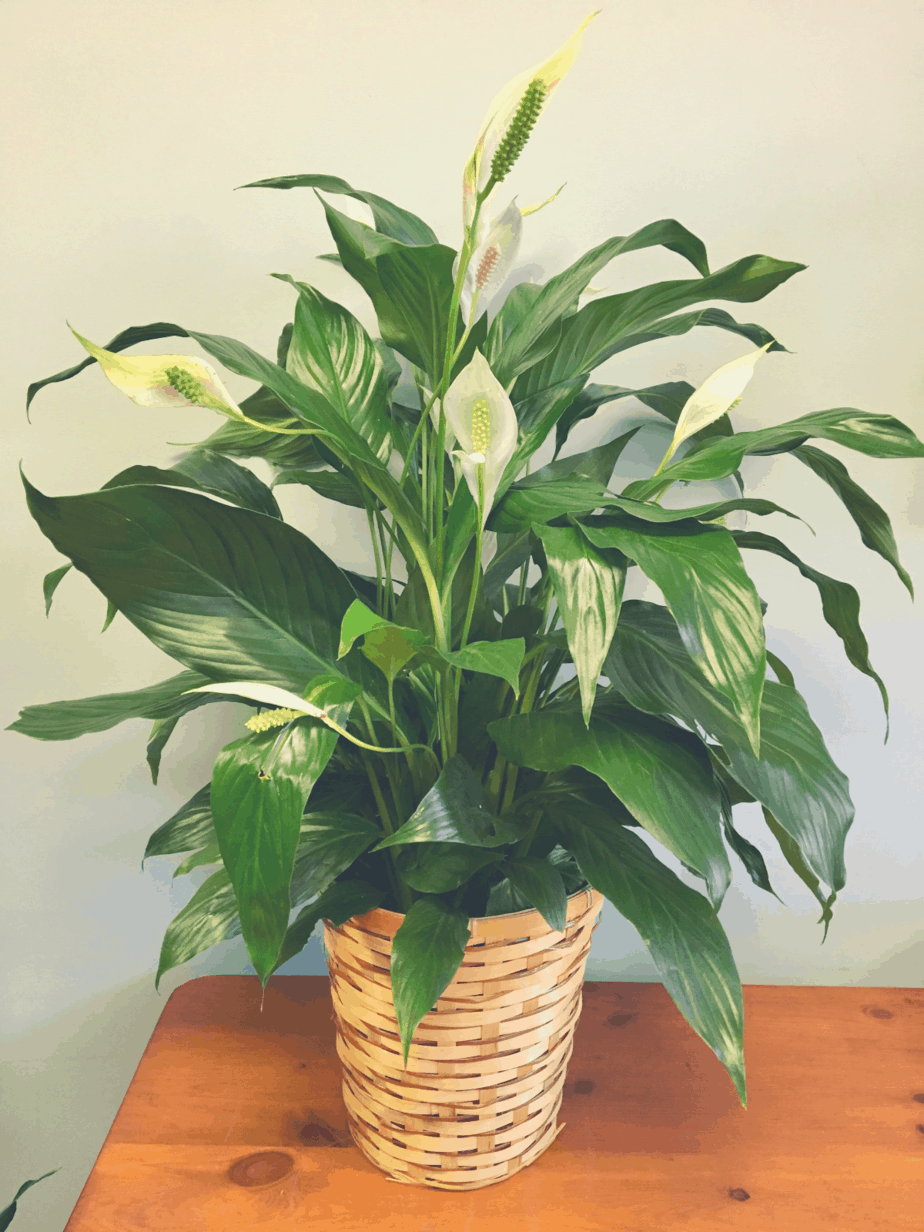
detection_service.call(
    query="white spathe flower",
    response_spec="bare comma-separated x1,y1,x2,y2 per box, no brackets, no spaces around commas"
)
462,11,598,230
456,199,523,325
70,328,243,419
442,351,518,527
657,343,773,473
185,681,327,716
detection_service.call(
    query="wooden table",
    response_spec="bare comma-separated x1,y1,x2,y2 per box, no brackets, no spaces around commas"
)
64,976,923,1231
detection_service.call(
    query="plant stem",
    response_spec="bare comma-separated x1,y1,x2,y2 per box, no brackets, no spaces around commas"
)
515,809,544,859
358,748,411,913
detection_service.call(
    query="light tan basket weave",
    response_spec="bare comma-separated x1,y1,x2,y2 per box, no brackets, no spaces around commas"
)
324,886,603,1190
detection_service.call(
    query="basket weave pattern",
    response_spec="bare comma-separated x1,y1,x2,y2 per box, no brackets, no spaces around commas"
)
324,887,603,1190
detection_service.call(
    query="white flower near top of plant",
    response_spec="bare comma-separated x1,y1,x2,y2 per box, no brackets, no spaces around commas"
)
462,11,599,230
70,329,245,419
458,199,523,325
442,351,518,527
654,343,773,475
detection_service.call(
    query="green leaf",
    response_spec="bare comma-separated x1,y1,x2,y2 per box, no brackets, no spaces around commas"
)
145,715,179,784
22,477,366,697
7,669,216,741
144,784,214,862
604,601,854,900
173,842,222,877
554,811,746,1105
42,562,72,615
290,811,382,906
270,878,383,976
792,444,914,597
437,638,526,697
103,449,282,519
502,856,568,930
488,220,711,386
395,843,504,893
26,320,189,414
762,807,835,938
765,649,795,688
533,523,626,725
156,867,241,989
581,517,766,756
391,897,470,1061
732,530,888,721
517,430,640,490
338,599,428,683
489,703,731,906
626,407,924,500
0,1170,60,1232
274,275,393,462
196,385,324,469
239,172,438,245
554,381,712,456
210,675,358,983
376,755,521,851
271,467,368,508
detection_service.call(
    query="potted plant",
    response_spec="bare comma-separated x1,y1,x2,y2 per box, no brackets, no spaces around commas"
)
10,11,922,1190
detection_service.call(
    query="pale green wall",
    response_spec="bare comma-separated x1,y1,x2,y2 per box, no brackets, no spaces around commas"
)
2,0,922,1227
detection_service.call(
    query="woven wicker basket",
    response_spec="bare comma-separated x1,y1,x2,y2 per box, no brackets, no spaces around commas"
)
324,885,603,1190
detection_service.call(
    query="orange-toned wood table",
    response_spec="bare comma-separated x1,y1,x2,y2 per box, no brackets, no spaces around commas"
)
65,976,923,1231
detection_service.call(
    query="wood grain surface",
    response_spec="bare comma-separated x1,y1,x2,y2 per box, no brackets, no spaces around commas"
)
64,977,924,1231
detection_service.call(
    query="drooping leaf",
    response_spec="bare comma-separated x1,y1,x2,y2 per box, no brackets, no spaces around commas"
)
604,601,854,900
145,714,180,785
173,843,222,877
489,702,731,906
290,811,382,906
553,810,746,1104
762,807,835,938
626,407,924,500
732,530,888,721
792,444,914,597
391,897,470,1061
7,669,216,741
143,784,214,862
270,878,383,976
765,649,795,688
102,449,282,519
533,523,626,725
0,1169,60,1232
155,867,241,989
210,675,358,983
502,856,568,930
42,562,72,615
272,467,368,508
580,516,766,756
376,755,521,850
239,172,438,245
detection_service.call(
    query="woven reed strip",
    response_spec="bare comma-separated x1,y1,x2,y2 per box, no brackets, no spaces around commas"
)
325,887,602,1190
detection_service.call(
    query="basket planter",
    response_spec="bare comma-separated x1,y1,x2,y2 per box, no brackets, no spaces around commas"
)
324,886,603,1190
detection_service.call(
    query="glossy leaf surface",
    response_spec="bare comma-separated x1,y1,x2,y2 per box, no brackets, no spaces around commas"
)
376,755,520,850
391,897,470,1060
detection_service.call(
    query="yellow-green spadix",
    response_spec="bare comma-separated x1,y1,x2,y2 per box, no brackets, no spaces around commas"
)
70,328,244,419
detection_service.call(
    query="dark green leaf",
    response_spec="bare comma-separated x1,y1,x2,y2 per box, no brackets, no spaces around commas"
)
26,321,189,414
732,530,888,721
489,702,731,906
0,1169,60,1232
210,675,358,983
376,755,521,850
533,523,626,725
792,444,914,597
502,856,568,930
196,385,324,469
518,430,640,490
8,669,215,741
765,649,795,688
391,897,470,1061
554,381,709,456
155,867,241,989
145,714,180,785
42,562,71,615
554,811,746,1104
103,449,282,519
762,807,835,938
395,842,503,893
290,812,382,906
437,638,526,697
483,531,533,607
271,467,368,508
270,878,383,975
239,172,438,245
173,843,222,877
581,517,765,756
144,784,214,862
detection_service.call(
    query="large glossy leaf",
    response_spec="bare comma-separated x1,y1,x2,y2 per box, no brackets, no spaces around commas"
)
580,516,765,756
272,467,367,508
533,523,626,725
502,856,568,931
274,275,393,462
489,702,731,905
375,755,520,850
210,675,358,983
155,867,241,989
792,444,914,597
487,220,711,386
143,784,214,862
270,879,383,976
553,811,746,1104
103,449,282,519
8,669,215,741
239,172,438,245
391,897,471,1061
290,812,382,906
395,843,504,893
26,320,189,414
604,601,854,898
626,407,924,499
22,478,364,695
732,530,888,719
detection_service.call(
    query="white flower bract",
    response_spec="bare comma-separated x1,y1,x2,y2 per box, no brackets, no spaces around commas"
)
441,351,518,526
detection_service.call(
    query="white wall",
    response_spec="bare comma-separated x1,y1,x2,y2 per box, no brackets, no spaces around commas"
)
2,0,922,1226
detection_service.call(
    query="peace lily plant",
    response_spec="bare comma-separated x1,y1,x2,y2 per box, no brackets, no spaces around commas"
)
12,13,923,1107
